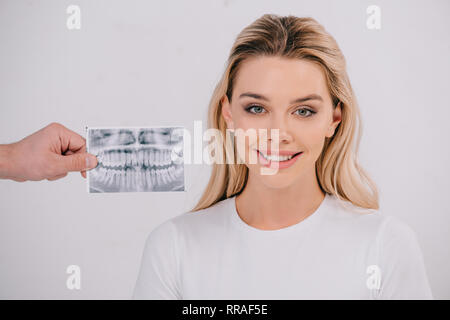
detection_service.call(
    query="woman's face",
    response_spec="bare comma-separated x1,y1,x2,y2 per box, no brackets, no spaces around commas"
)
221,56,341,189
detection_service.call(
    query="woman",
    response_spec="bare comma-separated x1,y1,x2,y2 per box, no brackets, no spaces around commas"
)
133,14,433,299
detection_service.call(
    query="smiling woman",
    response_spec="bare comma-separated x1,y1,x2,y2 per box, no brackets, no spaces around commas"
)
133,14,433,300
194,19,377,212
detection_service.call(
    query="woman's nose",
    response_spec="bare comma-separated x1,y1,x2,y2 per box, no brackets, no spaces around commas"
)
267,116,294,144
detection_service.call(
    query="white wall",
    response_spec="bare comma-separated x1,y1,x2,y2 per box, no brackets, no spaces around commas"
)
0,0,449,299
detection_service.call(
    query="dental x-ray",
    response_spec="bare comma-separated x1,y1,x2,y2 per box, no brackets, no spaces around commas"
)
86,126,185,193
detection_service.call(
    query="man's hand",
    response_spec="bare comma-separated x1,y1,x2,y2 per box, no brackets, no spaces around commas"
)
0,122,98,182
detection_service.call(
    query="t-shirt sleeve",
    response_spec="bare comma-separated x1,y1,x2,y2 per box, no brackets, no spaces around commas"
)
132,219,182,300
374,215,433,299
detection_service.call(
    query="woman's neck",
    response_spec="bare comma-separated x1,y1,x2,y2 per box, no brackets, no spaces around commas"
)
235,169,325,230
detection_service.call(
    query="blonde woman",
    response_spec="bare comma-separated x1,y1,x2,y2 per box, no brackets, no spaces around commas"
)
133,14,433,299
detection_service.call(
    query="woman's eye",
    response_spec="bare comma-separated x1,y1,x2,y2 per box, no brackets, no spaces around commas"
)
245,105,266,114
245,105,316,117
295,108,316,117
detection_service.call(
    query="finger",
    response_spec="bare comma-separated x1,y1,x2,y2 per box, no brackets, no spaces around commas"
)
47,173,68,181
64,150,75,156
56,125,87,154
81,171,86,178
53,152,98,174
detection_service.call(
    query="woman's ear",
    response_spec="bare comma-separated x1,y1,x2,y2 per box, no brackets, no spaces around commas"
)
221,95,234,130
326,101,342,138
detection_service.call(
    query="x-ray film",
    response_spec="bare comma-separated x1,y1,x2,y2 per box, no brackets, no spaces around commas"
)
86,126,185,193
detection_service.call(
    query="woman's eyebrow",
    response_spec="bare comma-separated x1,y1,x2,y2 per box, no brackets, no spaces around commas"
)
239,92,323,103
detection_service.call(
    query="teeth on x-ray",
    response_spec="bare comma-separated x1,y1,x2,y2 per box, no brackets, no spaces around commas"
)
86,127,185,193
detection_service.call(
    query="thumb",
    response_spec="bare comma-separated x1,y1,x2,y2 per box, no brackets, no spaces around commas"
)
58,153,98,173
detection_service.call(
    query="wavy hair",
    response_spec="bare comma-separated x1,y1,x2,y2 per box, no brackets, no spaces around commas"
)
190,14,379,212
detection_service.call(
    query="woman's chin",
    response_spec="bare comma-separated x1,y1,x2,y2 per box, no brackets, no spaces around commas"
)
248,166,300,188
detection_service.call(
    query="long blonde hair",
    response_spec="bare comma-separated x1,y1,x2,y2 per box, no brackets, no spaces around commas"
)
190,14,379,212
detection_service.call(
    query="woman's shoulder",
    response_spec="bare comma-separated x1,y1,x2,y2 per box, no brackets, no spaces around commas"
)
324,193,417,241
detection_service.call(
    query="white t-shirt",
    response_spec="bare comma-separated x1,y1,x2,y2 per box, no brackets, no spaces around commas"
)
132,193,433,299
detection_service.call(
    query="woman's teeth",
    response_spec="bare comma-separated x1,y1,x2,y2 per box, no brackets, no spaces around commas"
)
259,151,297,162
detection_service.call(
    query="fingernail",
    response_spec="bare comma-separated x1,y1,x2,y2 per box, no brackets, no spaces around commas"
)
86,155,97,169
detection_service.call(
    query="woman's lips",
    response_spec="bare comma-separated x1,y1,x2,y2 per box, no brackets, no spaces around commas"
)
256,149,303,169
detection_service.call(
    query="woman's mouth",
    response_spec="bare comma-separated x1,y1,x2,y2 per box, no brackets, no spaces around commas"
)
256,149,303,169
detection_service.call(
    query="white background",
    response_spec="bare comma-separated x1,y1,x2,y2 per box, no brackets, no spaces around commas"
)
0,0,449,299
